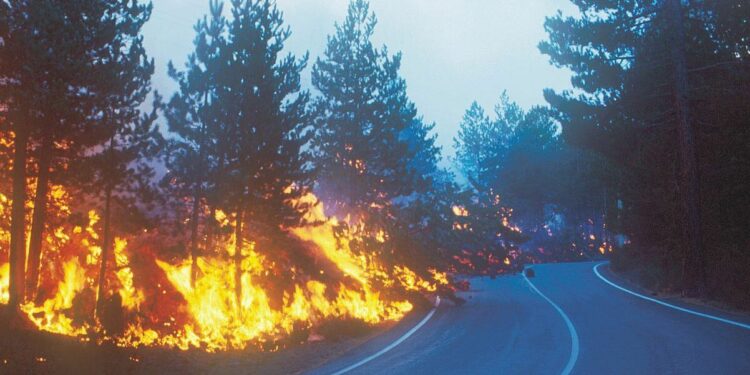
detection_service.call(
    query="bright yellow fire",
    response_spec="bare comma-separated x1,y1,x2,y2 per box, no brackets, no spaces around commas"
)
22,259,89,336
0,263,9,304
0,186,444,352
119,193,425,351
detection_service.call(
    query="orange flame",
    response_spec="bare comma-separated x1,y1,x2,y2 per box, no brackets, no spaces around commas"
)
0,263,9,304
0,185,444,352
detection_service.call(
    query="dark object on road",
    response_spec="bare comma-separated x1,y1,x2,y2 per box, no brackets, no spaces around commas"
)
525,268,535,278
438,287,466,306
449,295,466,306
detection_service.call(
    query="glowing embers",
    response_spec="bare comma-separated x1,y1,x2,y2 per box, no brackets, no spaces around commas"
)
451,205,469,217
0,263,9,304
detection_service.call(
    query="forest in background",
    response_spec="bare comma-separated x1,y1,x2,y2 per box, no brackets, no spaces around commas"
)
539,0,750,308
462,0,750,309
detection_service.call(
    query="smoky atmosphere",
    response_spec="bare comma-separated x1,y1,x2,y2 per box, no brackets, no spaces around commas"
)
1,1,749,374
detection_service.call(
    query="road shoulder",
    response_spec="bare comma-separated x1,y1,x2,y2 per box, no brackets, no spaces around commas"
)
598,262,750,328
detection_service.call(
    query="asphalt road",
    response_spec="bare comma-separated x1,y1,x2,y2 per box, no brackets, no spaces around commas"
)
308,262,750,375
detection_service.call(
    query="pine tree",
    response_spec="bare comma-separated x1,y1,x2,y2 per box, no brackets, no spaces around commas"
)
312,0,437,217
454,90,614,261
486,92,524,183
0,1,33,308
493,106,558,216
310,0,444,281
453,94,521,190
453,102,491,187
379,49,440,194
0,0,56,308
209,0,312,308
90,99,160,319
79,0,158,318
163,0,226,286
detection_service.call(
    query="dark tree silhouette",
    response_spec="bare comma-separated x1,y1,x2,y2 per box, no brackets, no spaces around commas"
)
541,0,750,302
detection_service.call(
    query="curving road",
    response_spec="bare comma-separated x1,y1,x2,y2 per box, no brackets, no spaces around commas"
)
308,262,750,375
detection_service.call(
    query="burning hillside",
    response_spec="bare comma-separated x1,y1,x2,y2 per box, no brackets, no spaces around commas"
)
0,186,452,352
0,182,462,351
0,0,525,364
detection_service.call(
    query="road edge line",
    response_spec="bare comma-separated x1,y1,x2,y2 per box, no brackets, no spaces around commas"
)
330,296,441,375
593,262,750,331
523,271,579,375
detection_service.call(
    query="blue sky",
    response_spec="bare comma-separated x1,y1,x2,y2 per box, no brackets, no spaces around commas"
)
143,0,575,159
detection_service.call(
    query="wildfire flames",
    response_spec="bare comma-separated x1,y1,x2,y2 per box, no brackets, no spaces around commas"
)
0,263,8,304
0,188,447,352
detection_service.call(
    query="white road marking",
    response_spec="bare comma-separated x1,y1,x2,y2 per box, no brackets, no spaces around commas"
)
330,296,441,375
523,271,579,375
593,262,750,331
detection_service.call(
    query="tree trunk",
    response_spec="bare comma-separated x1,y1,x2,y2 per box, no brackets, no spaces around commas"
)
191,94,208,287
26,136,53,300
95,185,113,318
207,152,225,255
189,189,200,287
667,0,705,294
96,138,116,318
234,204,244,316
9,124,29,309
206,205,216,254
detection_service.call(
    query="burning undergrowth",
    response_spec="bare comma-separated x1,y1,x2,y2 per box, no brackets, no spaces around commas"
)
0,189,450,352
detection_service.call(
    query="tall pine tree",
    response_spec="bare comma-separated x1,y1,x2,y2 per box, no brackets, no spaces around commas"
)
203,0,312,308
81,0,158,318
163,0,226,286
311,0,438,219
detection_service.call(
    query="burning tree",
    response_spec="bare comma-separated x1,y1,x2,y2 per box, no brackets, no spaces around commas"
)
82,5,159,324
162,0,227,286
208,0,313,309
311,0,453,287
0,0,157,309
